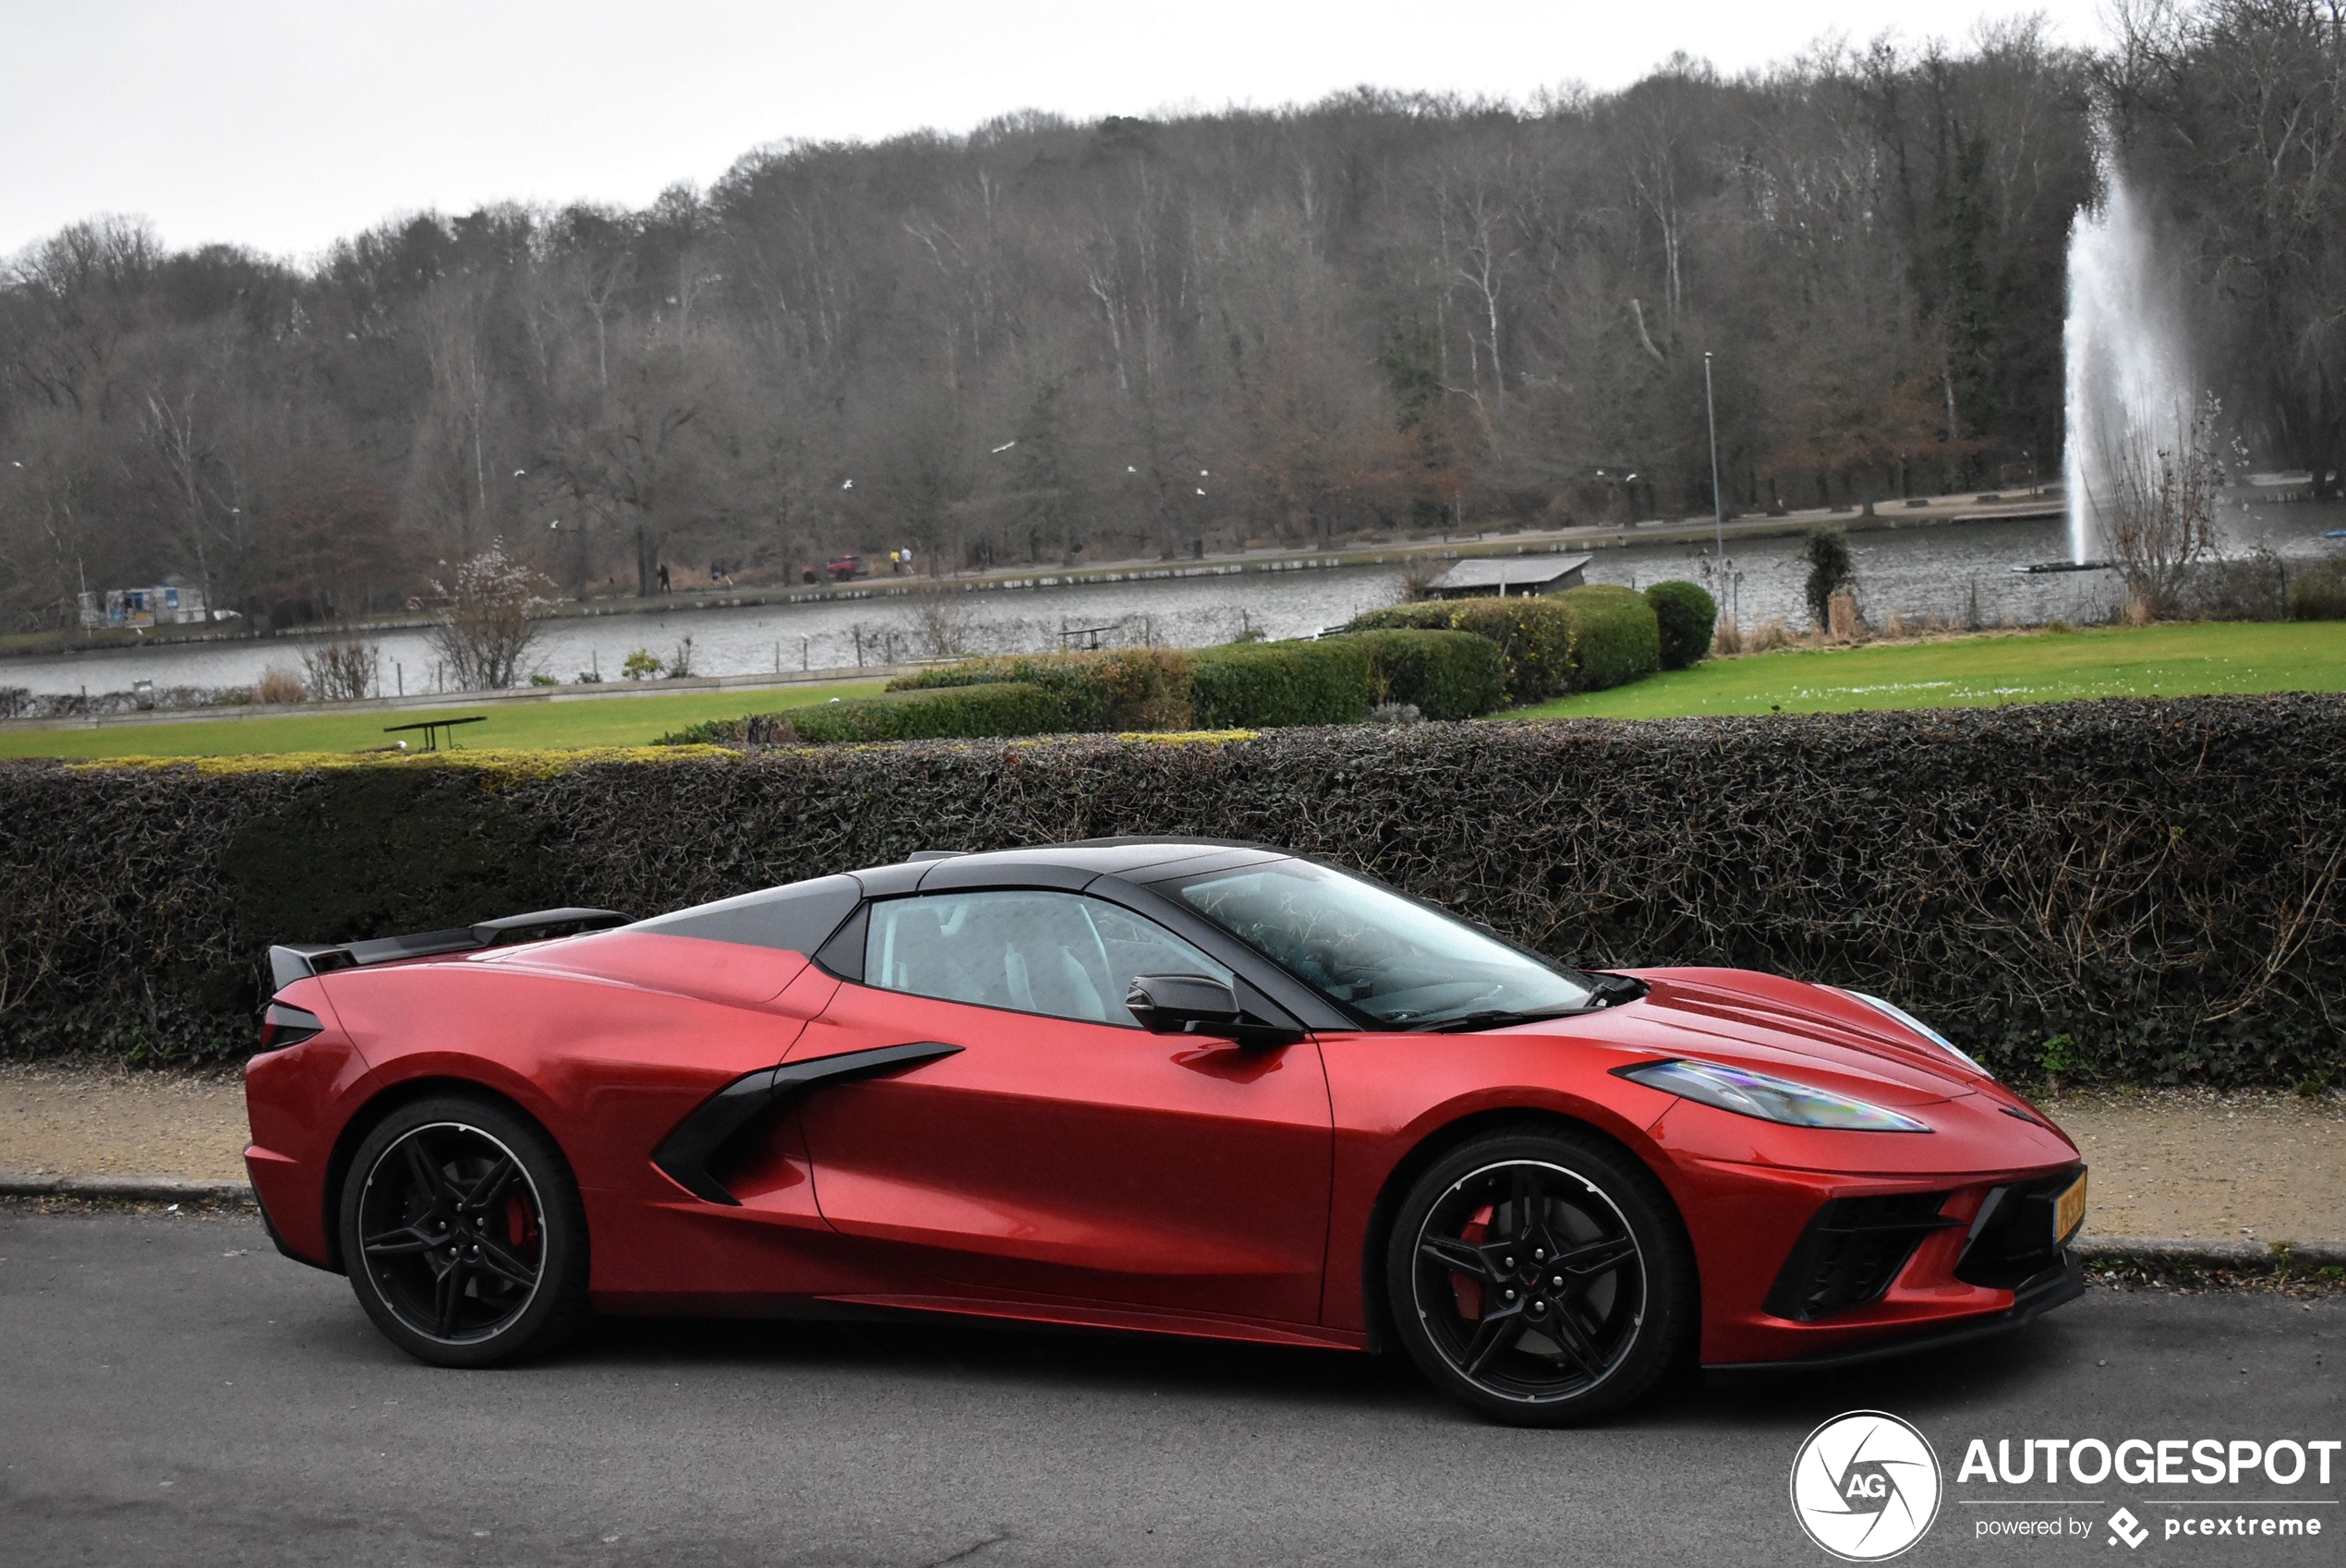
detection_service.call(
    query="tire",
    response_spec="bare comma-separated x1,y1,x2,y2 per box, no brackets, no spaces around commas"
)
339,1094,589,1368
1384,1125,1695,1426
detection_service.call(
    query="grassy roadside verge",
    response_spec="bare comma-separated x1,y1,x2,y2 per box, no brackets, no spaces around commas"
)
1507,621,2346,720
0,681,889,760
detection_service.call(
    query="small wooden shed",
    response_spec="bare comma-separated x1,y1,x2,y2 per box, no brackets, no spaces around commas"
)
1423,553,1592,599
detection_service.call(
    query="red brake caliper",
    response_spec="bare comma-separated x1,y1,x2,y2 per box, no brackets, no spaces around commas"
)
1449,1203,1494,1320
505,1189,538,1254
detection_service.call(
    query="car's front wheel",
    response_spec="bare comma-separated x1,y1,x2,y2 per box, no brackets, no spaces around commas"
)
339,1094,588,1368
1385,1126,1695,1425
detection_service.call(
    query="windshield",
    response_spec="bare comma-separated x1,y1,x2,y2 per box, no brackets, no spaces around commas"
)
1169,860,1594,1026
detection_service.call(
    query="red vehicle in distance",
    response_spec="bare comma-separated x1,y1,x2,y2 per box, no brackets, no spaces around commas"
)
244,839,2086,1425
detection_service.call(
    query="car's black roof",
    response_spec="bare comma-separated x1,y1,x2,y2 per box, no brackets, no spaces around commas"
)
632,838,1299,960
897,837,1288,879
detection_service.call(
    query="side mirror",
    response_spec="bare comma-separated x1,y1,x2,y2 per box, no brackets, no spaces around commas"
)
1126,974,1304,1049
1126,973,1245,1036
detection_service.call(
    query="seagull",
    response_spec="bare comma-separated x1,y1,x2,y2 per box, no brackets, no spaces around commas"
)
514,468,527,478
992,440,1018,453
1127,465,1136,473
1195,487,1206,496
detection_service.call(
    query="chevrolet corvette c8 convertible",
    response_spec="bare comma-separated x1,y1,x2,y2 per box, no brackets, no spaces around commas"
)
245,838,2086,1424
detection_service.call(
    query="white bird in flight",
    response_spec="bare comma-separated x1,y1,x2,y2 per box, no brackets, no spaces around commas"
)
992,440,1018,453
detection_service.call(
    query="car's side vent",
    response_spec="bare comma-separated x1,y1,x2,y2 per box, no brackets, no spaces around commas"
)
1955,1167,2086,1290
1763,1193,1958,1321
258,1002,324,1053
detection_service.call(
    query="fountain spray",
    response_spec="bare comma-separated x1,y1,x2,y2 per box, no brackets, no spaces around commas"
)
2062,127,2196,565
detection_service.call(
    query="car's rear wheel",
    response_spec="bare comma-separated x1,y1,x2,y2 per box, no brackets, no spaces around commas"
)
1385,1126,1694,1425
340,1095,588,1368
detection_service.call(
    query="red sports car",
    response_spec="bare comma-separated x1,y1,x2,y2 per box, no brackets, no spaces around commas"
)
245,838,2086,1424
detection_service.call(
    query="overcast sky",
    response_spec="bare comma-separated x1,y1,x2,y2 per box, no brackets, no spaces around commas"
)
4,0,2112,263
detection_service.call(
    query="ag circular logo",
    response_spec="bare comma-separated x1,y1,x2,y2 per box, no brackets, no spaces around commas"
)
1789,1410,1942,1561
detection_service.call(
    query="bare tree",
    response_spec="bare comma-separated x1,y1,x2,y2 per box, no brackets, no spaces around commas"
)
2102,393,2228,619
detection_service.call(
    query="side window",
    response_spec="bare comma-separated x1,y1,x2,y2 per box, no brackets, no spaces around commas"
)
865,891,1230,1027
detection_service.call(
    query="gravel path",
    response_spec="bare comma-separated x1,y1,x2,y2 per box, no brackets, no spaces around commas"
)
2,1064,2340,1244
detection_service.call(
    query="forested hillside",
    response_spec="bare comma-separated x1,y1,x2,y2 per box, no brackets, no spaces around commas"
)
1,2,2337,633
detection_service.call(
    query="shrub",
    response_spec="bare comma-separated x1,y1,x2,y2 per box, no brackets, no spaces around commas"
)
299,638,381,701
2290,560,2346,621
426,541,548,691
1645,581,1717,670
1801,530,1854,628
254,667,307,705
659,685,1066,746
1559,584,1661,692
1444,598,1582,703
890,648,1193,731
790,682,1068,743
1190,640,1371,728
6,696,2343,1084
653,713,795,746
1345,629,1507,719
1350,599,1569,705
1349,586,1659,702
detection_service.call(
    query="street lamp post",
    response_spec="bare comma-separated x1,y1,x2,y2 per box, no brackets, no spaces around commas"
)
1704,350,1724,564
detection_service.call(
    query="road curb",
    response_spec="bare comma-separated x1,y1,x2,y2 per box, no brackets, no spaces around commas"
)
0,1173,253,1204
2074,1236,2346,1270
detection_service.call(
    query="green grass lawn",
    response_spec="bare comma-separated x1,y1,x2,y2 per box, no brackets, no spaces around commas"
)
0,680,888,760
1510,621,2346,720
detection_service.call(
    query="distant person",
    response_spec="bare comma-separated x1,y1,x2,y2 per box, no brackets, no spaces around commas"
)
657,561,671,594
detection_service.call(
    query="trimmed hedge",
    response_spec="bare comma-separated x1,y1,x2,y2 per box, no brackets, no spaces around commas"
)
889,648,1193,731
3,696,2340,1088
1349,585,1662,703
659,682,1068,746
1190,640,1373,729
857,632,1504,734
1345,629,1508,720
1561,584,1663,692
793,682,1068,742
1645,580,1718,670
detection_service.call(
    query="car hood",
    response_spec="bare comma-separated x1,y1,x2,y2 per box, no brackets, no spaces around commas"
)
1595,966,1994,1106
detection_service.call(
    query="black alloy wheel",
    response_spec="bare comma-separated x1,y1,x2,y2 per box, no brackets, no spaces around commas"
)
1385,1127,1695,1425
340,1095,588,1368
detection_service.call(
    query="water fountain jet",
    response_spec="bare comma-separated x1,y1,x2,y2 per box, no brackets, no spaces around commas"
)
2057,136,2196,571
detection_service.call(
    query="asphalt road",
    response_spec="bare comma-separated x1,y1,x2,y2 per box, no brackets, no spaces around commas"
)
3,1211,2339,1568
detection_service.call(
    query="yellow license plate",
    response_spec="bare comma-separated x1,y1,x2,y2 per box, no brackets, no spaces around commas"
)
2054,1170,2088,1245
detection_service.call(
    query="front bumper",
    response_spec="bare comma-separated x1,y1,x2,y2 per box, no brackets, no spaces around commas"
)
1704,1251,2086,1371
1649,1091,2088,1367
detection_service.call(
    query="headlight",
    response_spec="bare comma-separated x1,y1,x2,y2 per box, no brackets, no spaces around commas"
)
1844,990,1990,1077
1616,1058,1931,1132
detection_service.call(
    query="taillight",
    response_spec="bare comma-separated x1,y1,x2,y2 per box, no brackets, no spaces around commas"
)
260,1002,324,1052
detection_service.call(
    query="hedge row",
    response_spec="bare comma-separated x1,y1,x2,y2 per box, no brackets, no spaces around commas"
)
3,695,2340,1088
659,682,1071,746
1347,583,1663,704
892,648,1194,730
663,630,1508,744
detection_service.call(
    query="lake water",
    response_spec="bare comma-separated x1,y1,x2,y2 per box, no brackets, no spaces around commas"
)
6,501,2339,698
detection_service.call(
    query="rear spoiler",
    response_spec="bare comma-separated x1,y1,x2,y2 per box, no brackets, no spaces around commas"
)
268,908,632,992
